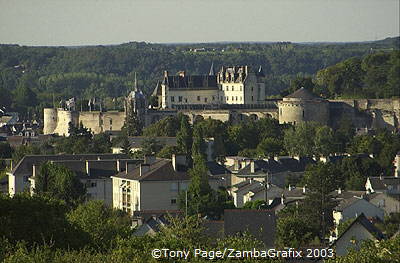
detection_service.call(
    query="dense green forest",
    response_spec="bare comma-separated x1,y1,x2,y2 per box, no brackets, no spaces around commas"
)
0,37,398,119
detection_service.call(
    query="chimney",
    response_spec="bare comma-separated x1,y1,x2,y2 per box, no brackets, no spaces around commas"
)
140,164,150,176
288,184,292,191
144,155,156,165
126,162,137,175
274,156,279,161
369,154,374,158
281,194,285,205
86,161,91,176
32,164,37,178
250,160,255,173
164,71,168,77
338,188,342,195
303,186,306,193
172,154,187,172
178,71,185,77
293,156,300,161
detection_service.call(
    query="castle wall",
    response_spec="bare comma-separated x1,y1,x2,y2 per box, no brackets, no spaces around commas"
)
53,109,79,136
79,111,125,134
278,100,329,125
43,108,57,134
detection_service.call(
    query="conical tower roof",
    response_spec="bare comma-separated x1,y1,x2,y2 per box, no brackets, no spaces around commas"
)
284,87,320,100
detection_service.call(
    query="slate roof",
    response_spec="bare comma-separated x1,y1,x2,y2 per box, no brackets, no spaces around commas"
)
206,161,231,176
284,87,321,100
335,196,365,212
236,157,315,176
112,158,190,182
224,209,276,247
11,154,128,176
369,176,400,191
163,75,218,90
332,213,384,247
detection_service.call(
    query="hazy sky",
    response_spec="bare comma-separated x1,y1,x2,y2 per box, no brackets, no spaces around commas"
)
0,0,399,46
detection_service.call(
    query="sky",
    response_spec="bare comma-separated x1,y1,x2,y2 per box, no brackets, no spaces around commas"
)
0,0,399,46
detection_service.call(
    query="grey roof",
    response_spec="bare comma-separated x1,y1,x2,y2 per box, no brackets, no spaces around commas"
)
163,74,218,90
236,157,315,176
369,176,400,191
11,154,128,176
332,213,384,247
206,161,231,176
335,196,364,212
285,87,321,100
113,158,190,182
224,209,276,247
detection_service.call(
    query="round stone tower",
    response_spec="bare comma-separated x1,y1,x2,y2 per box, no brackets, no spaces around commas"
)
278,87,329,125
43,108,58,134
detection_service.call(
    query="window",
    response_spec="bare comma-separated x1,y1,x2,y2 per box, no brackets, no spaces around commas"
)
185,98,187,102
178,96,183,102
235,96,238,101
171,198,177,205
227,96,229,101
232,96,234,101
240,96,242,101
251,96,254,101
240,86,243,91
212,96,215,101
204,97,208,103
109,119,112,125
197,96,200,101
171,96,175,102
232,86,234,91
302,110,305,118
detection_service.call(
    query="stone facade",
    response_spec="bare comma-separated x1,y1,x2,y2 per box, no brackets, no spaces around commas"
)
156,66,265,109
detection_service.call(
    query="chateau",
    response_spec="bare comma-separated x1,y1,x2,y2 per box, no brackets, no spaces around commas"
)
43,65,400,136
153,65,266,109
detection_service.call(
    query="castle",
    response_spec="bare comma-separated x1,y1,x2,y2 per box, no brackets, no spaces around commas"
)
43,66,400,136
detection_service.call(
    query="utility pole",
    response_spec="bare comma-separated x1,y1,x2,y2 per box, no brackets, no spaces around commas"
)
264,171,270,204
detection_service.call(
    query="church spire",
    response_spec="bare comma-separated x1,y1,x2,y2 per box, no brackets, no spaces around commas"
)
209,62,215,76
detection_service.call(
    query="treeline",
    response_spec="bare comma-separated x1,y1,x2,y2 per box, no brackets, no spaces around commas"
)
0,37,398,118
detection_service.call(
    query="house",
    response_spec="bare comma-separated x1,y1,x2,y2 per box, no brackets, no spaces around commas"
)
111,155,223,215
7,153,129,201
333,196,385,227
233,157,315,189
331,213,384,256
367,192,400,215
230,179,306,208
132,209,276,247
365,176,400,195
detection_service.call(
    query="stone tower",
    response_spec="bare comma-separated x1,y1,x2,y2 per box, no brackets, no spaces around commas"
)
125,73,146,121
278,87,329,125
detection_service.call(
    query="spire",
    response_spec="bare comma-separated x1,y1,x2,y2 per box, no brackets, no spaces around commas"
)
209,62,214,76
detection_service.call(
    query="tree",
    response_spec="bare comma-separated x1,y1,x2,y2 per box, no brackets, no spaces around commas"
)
276,212,318,248
34,162,86,205
67,200,132,250
301,162,340,239
314,125,335,157
122,106,142,136
176,115,193,164
179,154,214,217
284,123,316,157
0,142,13,158
141,137,164,156
120,136,132,155
257,137,283,158
192,125,207,160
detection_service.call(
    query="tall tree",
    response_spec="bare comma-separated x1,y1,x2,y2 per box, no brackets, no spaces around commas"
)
35,162,86,205
176,115,193,162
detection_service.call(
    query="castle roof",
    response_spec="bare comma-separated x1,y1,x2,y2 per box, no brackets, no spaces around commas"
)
163,74,218,90
285,87,321,100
